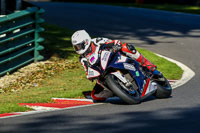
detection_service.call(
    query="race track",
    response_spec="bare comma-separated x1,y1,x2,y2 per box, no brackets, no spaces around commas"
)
1,2,200,133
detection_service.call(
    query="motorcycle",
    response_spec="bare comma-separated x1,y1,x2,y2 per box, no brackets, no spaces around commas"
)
87,45,172,104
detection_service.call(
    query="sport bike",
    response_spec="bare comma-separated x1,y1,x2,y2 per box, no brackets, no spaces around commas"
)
87,46,172,104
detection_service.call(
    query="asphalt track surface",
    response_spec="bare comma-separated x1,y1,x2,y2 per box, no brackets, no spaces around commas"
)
1,2,200,133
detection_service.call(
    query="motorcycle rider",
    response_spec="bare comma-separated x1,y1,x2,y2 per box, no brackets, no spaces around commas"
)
71,30,160,101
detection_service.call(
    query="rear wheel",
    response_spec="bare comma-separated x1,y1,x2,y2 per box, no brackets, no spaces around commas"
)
106,74,140,104
154,77,172,98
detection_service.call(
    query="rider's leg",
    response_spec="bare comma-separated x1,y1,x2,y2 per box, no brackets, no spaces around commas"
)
91,81,113,101
121,43,157,72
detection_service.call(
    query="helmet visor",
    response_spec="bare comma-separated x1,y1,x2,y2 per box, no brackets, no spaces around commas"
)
74,41,85,52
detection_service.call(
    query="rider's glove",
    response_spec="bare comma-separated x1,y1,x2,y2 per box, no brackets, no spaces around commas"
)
112,44,122,53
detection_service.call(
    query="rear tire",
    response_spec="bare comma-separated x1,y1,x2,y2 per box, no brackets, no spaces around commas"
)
106,74,140,104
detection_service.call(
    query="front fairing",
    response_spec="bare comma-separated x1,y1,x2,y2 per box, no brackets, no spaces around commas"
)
87,49,146,92
107,52,146,91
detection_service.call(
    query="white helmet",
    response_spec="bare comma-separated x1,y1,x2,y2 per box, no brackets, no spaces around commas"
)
71,30,91,55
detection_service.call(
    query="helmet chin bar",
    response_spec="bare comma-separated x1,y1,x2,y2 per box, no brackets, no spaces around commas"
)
76,41,91,55
74,41,86,51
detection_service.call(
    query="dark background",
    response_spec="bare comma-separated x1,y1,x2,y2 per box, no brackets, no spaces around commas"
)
2,0,199,15
51,0,200,5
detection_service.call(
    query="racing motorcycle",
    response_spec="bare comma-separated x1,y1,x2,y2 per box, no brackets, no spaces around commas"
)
87,45,172,104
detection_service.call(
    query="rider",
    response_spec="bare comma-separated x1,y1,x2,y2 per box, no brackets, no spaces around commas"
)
71,30,160,101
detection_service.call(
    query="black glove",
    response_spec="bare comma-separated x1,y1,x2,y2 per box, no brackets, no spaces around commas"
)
112,44,122,53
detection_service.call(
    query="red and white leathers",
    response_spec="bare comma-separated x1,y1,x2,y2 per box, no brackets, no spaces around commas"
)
105,39,156,72
120,43,156,72
79,37,111,79
79,37,156,101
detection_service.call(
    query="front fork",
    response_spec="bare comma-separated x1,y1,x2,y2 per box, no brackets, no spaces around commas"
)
110,71,138,95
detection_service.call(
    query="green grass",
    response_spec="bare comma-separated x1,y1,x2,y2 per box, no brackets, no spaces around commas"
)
99,3,200,15
137,48,183,79
40,23,78,60
0,23,183,113
0,68,95,114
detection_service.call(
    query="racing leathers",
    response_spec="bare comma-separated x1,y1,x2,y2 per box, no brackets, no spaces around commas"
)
79,37,156,101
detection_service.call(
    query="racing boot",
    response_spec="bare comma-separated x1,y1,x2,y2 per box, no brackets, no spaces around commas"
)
91,83,113,102
136,54,165,80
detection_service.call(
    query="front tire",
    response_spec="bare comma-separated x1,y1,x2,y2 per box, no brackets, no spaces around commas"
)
106,74,140,104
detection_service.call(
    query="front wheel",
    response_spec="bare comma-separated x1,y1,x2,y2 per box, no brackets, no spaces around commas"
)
105,74,140,104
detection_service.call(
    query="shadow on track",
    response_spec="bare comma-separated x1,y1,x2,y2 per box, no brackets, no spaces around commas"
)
1,105,200,133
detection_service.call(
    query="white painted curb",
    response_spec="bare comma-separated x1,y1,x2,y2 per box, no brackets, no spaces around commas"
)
156,54,195,89
52,98,93,102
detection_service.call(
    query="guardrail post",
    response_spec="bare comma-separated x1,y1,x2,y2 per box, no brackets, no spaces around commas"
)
34,8,45,62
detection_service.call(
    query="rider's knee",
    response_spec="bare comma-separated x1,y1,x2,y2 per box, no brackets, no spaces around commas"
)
121,43,137,54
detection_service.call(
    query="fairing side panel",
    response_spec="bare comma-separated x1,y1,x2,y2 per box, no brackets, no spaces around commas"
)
107,52,146,92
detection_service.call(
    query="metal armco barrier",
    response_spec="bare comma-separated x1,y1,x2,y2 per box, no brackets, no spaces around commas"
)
0,6,45,76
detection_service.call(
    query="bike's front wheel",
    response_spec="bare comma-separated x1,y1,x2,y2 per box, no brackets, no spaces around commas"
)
106,74,140,104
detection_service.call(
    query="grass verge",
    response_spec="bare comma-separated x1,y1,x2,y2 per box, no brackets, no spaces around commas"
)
0,23,183,113
137,48,183,79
